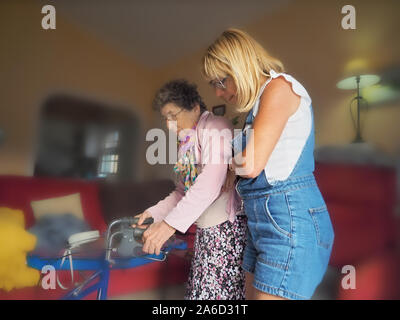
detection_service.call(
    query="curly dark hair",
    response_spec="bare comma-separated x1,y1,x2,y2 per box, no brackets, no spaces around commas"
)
152,79,207,113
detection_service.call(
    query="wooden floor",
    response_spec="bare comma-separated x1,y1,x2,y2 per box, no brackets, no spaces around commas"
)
109,266,339,300
110,283,187,300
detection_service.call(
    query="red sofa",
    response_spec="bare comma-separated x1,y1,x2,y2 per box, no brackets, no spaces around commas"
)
0,175,194,300
314,162,400,299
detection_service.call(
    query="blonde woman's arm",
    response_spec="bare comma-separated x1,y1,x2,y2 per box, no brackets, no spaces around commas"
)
233,77,300,178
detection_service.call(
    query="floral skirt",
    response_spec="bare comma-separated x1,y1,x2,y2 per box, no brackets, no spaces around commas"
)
184,215,247,300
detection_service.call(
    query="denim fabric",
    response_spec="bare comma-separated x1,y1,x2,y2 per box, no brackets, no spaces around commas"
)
234,104,334,300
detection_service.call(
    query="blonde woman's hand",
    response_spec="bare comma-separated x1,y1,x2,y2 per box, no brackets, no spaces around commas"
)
221,168,237,192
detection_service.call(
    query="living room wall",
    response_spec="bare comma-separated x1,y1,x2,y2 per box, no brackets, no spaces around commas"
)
0,2,160,179
1,0,399,181
155,0,400,156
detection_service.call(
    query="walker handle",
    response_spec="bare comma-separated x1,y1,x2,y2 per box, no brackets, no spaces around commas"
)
130,217,154,226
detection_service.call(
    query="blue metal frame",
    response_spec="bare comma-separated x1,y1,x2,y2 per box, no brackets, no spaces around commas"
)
27,241,187,300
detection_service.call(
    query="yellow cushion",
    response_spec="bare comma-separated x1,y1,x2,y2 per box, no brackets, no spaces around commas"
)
0,207,40,291
31,193,84,220
0,207,25,228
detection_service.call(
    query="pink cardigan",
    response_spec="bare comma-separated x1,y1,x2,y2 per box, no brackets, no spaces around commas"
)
146,110,242,233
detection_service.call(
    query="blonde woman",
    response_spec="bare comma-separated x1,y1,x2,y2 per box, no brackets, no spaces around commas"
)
202,29,334,300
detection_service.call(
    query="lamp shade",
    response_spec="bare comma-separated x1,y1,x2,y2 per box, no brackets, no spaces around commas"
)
336,74,380,90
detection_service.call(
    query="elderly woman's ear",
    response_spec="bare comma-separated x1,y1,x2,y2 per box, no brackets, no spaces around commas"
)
194,104,201,117
188,104,201,124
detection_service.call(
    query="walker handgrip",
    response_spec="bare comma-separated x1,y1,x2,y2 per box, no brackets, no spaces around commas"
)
133,226,147,241
130,217,154,226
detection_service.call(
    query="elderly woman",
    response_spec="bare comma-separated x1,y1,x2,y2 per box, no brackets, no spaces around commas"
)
134,79,246,300
202,29,335,300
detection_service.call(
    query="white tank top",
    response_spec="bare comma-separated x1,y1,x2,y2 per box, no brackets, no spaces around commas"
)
249,70,313,184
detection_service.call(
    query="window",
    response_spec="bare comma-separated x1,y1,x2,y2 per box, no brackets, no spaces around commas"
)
35,94,138,181
99,154,119,176
104,131,119,149
98,131,120,177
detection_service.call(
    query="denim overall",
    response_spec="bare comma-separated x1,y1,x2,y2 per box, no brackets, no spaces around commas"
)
233,102,335,300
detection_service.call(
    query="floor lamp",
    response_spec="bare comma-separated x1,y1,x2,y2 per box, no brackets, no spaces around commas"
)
336,74,380,143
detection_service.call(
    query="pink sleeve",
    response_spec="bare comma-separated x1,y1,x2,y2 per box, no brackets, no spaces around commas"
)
145,180,185,222
163,163,228,233
163,117,233,233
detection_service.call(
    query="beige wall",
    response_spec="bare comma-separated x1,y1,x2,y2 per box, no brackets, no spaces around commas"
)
1,0,399,180
0,2,160,178
157,0,400,155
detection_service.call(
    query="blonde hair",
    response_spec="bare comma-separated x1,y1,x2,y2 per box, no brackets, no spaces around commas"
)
202,28,285,113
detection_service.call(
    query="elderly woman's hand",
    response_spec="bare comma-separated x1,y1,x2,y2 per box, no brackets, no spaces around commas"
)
131,210,152,228
142,221,176,255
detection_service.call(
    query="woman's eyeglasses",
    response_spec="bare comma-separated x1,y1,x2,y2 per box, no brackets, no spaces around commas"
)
161,108,184,122
209,76,228,90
